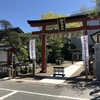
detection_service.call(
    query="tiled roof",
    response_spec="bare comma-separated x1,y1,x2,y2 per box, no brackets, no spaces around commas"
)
0,46,15,51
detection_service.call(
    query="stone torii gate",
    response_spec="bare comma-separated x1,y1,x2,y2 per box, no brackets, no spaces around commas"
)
27,14,100,73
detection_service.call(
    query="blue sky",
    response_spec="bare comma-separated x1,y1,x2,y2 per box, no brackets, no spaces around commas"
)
0,0,96,33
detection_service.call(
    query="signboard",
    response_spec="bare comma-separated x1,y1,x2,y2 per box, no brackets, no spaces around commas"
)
0,51,7,62
57,18,66,32
81,35,89,60
29,39,36,59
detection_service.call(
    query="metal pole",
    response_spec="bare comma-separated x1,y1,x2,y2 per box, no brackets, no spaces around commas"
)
85,60,88,79
72,50,73,64
12,54,13,78
33,59,36,76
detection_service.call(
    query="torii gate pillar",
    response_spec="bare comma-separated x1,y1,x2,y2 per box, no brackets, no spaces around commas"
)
40,33,46,73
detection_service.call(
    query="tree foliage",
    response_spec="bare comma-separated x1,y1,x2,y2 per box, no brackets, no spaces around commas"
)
2,31,21,48
34,35,42,63
0,20,12,29
0,22,32,61
41,12,69,19
41,12,69,30
17,47,28,61
80,0,100,19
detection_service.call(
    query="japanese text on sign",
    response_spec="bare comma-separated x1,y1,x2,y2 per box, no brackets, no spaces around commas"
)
58,18,66,32
29,39,36,59
81,35,89,60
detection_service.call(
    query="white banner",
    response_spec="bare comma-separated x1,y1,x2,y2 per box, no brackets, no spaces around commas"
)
29,39,36,60
81,35,89,60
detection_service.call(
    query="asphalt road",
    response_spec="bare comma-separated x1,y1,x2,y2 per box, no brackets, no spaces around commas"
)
0,80,100,100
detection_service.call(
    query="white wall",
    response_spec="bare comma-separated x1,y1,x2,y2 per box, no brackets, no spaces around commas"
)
0,51,7,62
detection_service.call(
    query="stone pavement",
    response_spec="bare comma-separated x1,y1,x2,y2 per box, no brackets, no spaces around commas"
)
2,60,98,86
39,61,83,84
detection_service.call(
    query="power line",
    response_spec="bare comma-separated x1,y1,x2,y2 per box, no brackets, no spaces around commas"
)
0,9,30,31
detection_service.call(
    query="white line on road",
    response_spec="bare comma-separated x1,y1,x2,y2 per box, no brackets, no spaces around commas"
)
0,91,18,100
0,87,89,100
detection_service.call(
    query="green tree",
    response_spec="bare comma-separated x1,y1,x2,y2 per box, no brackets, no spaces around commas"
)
1,29,32,61
0,20,12,29
80,0,100,19
19,33,31,51
0,20,34,62
17,47,28,61
19,33,42,64
41,12,69,30
1,31,21,48
17,33,31,61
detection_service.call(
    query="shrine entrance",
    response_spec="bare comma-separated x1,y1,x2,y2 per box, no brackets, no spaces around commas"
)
27,14,100,73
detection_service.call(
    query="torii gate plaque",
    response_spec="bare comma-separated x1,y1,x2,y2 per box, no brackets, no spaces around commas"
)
27,14,100,73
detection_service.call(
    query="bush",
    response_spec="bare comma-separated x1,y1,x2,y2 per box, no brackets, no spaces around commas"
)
57,57,64,63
